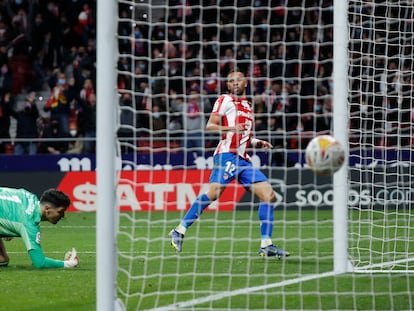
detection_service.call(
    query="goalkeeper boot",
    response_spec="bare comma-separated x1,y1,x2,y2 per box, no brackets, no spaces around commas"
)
258,245,290,259
169,229,184,252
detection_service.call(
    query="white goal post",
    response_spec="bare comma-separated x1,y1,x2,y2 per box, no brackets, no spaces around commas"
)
96,1,414,310
333,0,350,274
96,1,119,311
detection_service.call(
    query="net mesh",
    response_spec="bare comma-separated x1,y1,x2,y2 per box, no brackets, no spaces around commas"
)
347,0,414,272
110,1,414,310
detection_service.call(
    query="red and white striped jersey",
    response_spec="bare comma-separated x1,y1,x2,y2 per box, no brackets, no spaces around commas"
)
211,94,254,160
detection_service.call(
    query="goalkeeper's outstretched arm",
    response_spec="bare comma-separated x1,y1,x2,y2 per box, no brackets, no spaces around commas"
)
28,247,79,269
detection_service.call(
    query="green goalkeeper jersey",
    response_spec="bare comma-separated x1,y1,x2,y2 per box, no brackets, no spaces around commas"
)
0,187,64,268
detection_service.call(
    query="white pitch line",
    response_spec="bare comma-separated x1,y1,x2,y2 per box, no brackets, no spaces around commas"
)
147,271,338,311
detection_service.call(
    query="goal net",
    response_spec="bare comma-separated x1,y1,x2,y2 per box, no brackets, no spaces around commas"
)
97,0,414,310
347,0,414,272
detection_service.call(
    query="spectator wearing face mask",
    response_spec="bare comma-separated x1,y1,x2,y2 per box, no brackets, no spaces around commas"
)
44,71,75,135
66,122,84,154
10,92,40,155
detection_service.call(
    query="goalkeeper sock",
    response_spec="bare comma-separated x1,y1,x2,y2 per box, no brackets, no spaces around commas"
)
180,193,211,229
258,201,275,240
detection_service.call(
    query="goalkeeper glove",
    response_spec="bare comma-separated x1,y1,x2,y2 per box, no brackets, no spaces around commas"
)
63,248,79,268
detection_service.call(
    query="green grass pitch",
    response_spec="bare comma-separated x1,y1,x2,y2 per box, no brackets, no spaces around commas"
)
1,211,413,310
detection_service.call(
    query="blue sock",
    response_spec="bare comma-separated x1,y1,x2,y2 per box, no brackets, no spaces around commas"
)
258,202,275,239
181,193,211,228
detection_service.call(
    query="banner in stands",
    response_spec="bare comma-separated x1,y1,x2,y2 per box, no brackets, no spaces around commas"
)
0,166,411,212
0,169,331,212
57,170,246,212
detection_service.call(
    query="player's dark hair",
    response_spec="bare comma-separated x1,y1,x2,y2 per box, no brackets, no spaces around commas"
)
227,67,242,76
40,189,71,208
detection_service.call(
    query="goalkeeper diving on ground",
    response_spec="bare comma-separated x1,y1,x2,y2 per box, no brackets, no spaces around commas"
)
170,68,290,258
0,187,79,268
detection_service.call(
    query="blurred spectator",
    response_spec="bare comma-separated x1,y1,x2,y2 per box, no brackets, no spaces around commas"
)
0,43,9,67
170,90,210,156
0,92,12,153
11,8,28,37
72,45,95,89
135,80,150,135
44,71,75,135
0,63,13,96
322,95,333,131
75,3,95,46
253,95,267,133
267,91,295,167
168,91,184,147
261,80,282,116
0,21,12,48
77,92,96,154
79,78,95,101
117,92,137,153
117,56,132,91
42,1,63,70
38,118,68,155
66,122,84,154
30,13,48,59
10,92,39,155
151,103,167,147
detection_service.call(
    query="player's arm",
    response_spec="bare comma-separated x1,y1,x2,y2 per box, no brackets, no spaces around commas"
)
28,248,79,269
251,138,273,149
206,114,248,132
28,249,64,268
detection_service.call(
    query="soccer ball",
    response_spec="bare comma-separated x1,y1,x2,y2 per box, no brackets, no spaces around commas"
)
305,135,345,175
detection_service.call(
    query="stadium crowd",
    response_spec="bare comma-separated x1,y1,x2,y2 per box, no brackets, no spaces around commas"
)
0,0,411,160
0,0,96,154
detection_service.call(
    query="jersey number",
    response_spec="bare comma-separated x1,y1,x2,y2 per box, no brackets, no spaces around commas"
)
225,161,236,176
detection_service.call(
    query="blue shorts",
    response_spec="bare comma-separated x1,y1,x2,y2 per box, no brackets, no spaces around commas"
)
209,152,268,190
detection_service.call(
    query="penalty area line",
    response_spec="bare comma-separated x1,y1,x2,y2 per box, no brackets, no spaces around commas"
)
149,270,338,311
